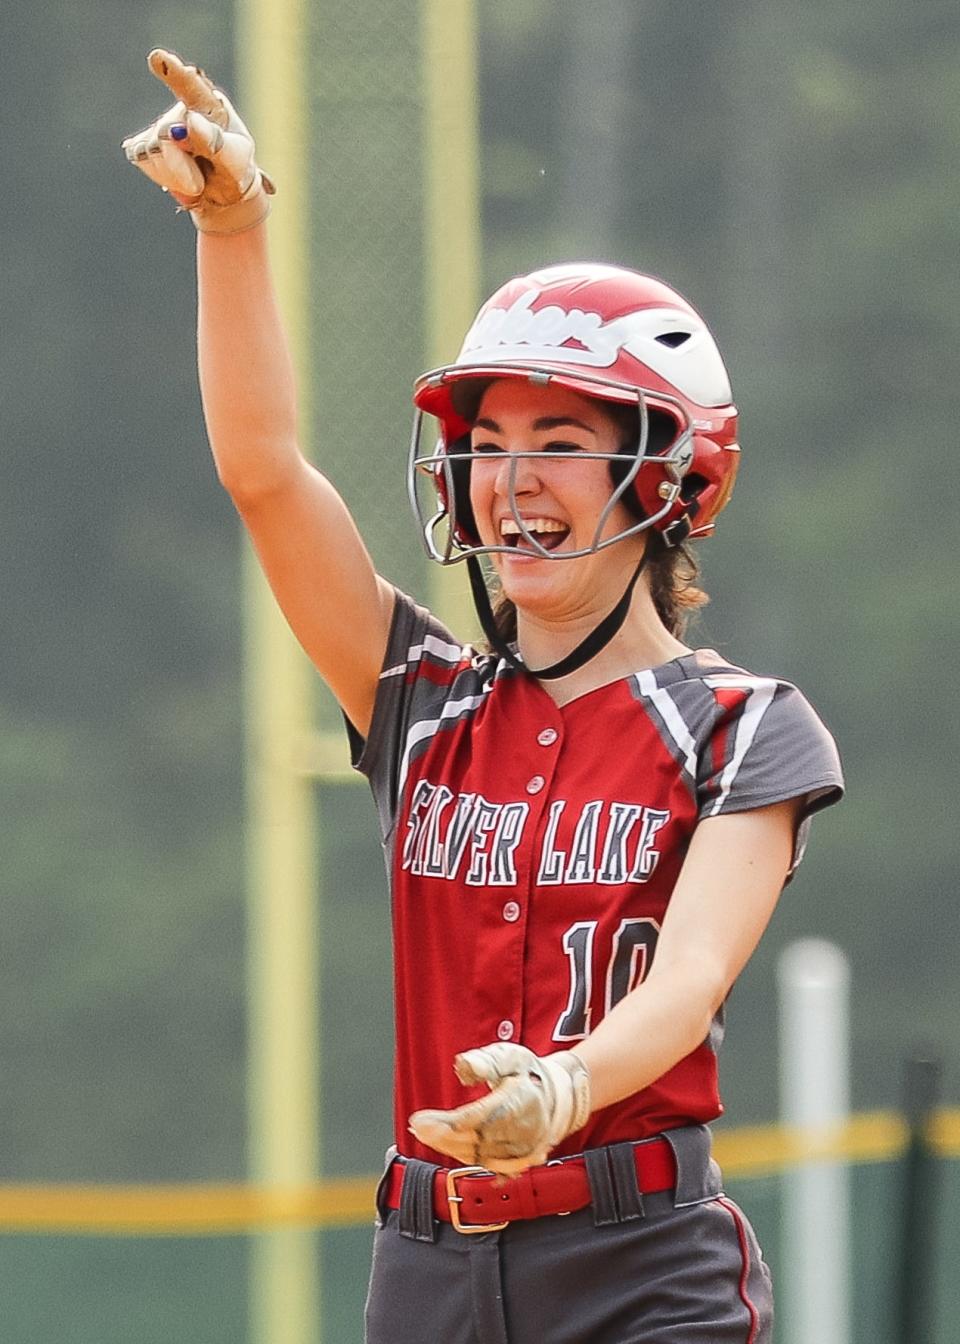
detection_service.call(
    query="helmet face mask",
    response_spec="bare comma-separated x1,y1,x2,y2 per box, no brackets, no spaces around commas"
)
409,379,696,564
408,264,740,568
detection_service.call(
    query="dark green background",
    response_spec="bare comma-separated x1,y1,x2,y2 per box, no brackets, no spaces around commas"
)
1,0,958,1338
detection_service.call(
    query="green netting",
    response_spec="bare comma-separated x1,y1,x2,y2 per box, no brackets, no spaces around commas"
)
300,0,432,1177
307,0,431,635
317,783,394,1177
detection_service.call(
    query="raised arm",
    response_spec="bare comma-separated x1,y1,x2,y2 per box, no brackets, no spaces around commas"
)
123,50,394,736
195,222,394,736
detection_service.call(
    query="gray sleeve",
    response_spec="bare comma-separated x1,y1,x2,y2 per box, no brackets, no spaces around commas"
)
696,677,843,833
345,588,463,842
694,679,843,880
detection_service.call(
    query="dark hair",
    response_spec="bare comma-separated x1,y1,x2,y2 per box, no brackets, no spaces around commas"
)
644,534,710,636
484,397,710,647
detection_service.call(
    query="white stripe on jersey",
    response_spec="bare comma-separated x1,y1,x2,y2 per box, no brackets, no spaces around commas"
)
418,634,469,664
634,669,699,783
701,675,778,816
381,634,468,682
397,689,489,802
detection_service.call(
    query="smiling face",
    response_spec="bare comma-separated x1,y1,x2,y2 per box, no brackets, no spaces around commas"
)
467,379,647,620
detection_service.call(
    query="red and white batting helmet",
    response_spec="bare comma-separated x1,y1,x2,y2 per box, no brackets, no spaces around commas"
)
409,263,739,561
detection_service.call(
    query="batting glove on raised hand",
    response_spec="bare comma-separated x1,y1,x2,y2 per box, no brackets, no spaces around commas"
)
121,48,275,234
408,1043,591,1176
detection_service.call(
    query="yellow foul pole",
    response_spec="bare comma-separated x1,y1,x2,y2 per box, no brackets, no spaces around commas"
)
421,0,481,636
235,0,320,1341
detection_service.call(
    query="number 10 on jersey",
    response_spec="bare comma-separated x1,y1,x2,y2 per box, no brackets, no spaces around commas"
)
554,917,661,1040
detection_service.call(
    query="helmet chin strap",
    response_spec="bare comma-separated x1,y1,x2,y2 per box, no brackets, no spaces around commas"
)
466,551,649,681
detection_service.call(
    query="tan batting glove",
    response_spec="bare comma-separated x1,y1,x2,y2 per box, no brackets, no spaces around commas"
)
408,1043,591,1177
121,48,275,234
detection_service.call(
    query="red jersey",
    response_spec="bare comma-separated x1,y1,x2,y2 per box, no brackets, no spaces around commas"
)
349,591,843,1166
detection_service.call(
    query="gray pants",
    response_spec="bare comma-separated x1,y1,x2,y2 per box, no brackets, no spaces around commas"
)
365,1128,773,1344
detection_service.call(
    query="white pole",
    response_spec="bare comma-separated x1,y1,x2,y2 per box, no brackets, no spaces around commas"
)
777,939,851,1344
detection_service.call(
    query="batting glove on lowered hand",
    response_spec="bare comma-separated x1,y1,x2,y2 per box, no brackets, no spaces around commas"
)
121,48,275,234
408,1043,591,1176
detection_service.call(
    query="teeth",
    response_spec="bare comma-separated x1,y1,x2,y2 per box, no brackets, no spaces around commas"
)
499,517,567,536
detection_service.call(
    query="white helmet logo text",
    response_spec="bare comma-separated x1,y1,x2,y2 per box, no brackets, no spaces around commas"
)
460,290,733,407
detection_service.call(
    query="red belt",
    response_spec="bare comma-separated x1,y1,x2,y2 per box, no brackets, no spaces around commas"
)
386,1138,675,1234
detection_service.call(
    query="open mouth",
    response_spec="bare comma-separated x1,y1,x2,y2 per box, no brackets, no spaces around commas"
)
499,517,570,553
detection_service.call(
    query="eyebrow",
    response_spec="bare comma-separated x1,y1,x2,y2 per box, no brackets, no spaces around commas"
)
472,416,598,435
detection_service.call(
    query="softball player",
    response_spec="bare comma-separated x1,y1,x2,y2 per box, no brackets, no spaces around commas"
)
124,52,844,1344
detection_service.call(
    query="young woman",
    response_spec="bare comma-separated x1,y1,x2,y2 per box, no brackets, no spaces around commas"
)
124,51,843,1343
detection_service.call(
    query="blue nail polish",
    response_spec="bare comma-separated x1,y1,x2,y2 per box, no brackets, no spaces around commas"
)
170,124,188,142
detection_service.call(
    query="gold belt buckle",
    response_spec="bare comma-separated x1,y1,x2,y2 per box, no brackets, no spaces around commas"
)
445,1166,509,1234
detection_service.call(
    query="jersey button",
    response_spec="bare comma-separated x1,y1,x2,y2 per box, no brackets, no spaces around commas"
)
497,1019,514,1041
526,775,545,794
537,728,558,747
502,900,521,923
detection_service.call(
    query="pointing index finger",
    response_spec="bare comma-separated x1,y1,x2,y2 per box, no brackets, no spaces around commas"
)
147,48,225,123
